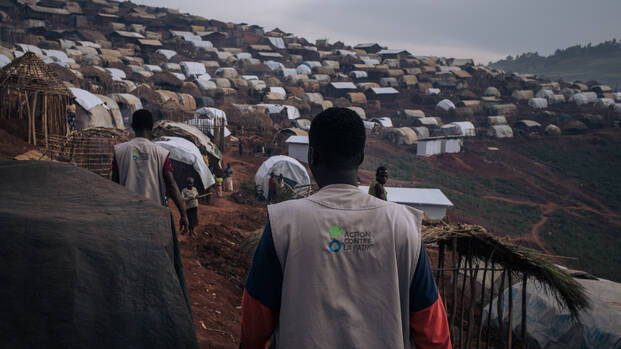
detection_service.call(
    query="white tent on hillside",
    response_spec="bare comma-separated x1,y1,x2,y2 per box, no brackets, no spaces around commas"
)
255,155,311,199
70,88,119,129
528,97,548,109
187,107,230,138
487,125,514,138
436,99,456,112
257,104,301,120
285,135,309,163
155,136,215,192
450,121,476,136
370,117,393,128
570,92,598,106
180,61,206,78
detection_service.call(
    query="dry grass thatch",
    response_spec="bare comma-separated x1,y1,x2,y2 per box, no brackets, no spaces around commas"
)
422,223,590,318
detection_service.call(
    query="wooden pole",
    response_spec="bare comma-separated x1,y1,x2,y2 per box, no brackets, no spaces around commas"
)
508,270,513,349
459,256,468,348
450,249,461,334
466,259,479,348
521,274,527,349
24,91,32,144
43,94,48,148
497,269,506,348
477,249,494,349
31,92,38,146
485,263,495,349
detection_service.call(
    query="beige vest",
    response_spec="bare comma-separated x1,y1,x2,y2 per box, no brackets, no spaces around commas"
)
114,138,169,206
268,184,423,349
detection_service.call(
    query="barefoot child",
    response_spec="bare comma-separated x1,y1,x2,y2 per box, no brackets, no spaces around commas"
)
181,177,199,237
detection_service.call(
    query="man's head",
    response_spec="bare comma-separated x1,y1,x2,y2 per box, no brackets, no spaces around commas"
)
186,177,194,188
376,166,388,185
308,108,366,186
131,109,154,135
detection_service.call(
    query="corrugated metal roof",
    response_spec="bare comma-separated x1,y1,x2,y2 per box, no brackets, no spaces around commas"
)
370,87,399,95
330,82,357,89
358,187,454,207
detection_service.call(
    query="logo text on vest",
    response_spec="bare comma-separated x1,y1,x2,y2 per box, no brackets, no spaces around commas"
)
328,224,374,253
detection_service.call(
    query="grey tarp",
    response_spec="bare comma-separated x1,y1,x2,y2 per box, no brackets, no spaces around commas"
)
0,161,197,348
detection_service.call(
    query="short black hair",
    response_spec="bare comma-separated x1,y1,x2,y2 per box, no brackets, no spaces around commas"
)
131,109,153,132
309,107,366,168
376,166,387,175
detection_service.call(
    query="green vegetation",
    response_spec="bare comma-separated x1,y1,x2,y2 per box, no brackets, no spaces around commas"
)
541,210,621,281
489,39,621,87
362,152,540,237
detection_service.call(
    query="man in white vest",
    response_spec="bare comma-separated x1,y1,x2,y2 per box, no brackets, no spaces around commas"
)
241,108,451,348
112,109,189,231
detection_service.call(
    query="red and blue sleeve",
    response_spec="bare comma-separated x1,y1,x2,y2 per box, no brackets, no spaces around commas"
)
241,220,282,349
410,244,452,348
162,155,173,173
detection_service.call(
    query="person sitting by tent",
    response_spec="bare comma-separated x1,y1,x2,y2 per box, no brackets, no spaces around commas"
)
268,173,277,202
112,109,189,232
241,108,451,349
182,177,199,238
224,163,234,192
368,166,388,200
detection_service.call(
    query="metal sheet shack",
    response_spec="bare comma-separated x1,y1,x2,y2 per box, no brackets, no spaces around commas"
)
285,135,309,163
359,187,453,219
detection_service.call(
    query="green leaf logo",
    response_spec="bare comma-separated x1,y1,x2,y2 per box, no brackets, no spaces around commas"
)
329,224,344,239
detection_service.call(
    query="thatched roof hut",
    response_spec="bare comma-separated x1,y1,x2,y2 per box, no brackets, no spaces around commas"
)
0,52,73,146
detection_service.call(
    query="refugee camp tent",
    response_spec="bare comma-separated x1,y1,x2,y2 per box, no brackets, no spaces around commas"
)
70,88,117,129
514,120,542,135
548,94,566,105
257,104,301,120
383,127,417,145
528,97,548,109
0,161,197,348
371,117,393,128
402,109,425,119
536,89,554,99
180,61,206,78
187,107,230,138
450,121,476,136
544,124,562,135
155,136,215,194
436,99,456,112
488,116,508,126
95,94,124,129
484,86,501,97
570,92,598,106
485,276,621,349
255,155,311,199
488,104,517,116
152,120,223,167
512,90,534,101
487,125,514,138
595,98,615,108
563,120,588,134
109,93,142,126
346,106,366,119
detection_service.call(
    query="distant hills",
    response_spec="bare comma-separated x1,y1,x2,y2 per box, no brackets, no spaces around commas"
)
489,39,621,88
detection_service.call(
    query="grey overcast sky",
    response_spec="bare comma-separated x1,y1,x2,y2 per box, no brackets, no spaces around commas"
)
133,0,621,64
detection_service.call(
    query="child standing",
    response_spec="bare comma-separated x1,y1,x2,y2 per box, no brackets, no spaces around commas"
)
181,177,199,237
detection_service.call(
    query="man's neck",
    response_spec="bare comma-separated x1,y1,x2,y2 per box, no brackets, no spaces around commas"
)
134,131,151,139
316,168,358,189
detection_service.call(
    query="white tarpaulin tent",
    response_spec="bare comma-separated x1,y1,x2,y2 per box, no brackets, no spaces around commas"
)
436,99,456,111
180,62,206,77
70,88,104,111
155,136,215,189
570,92,598,106
450,121,476,136
485,277,621,349
528,97,548,109
0,54,10,68
255,155,310,199
156,49,177,60
257,104,301,120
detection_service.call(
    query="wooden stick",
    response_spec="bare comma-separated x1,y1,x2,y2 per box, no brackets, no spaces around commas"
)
24,91,32,144
497,269,506,348
43,94,48,148
485,263,495,349
459,255,467,348
31,92,38,146
508,270,513,349
450,249,460,335
466,258,479,349
522,274,527,349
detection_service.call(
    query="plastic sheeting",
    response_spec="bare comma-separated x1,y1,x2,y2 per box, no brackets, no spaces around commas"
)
536,89,554,99
295,64,312,75
350,71,368,79
570,92,598,105
267,37,286,49
0,54,10,68
254,155,311,199
269,87,287,98
156,49,177,60
487,125,513,138
528,97,548,109
426,88,441,96
257,104,300,120
436,99,456,112
180,62,206,77
42,49,75,64
105,68,126,81
264,60,285,71
144,64,162,72
236,52,252,60
155,137,215,189
371,117,393,128
485,278,621,349
70,88,104,111
450,121,476,136
194,107,226,124
595,98,615,108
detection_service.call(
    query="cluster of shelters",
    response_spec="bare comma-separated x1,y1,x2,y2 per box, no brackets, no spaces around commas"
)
0,0,619,166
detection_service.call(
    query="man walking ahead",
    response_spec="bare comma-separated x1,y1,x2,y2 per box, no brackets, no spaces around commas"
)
241,108,451,349
112,109,189,231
